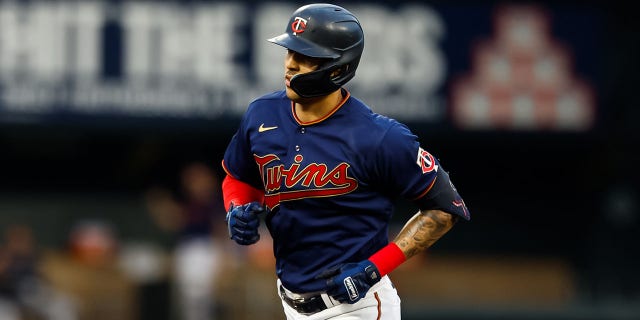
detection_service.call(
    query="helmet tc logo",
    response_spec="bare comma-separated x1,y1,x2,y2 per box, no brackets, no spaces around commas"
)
291,17,307,35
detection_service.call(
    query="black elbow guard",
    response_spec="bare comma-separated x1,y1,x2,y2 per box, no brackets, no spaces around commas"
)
415,168,471,221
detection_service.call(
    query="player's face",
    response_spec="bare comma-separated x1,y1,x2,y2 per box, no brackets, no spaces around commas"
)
284,50,324,101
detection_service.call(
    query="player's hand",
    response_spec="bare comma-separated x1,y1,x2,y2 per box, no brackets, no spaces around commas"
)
225,202,265,245
315,260,381,304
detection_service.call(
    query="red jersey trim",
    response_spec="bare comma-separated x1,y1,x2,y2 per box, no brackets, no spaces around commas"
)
374,292,382,320
291,90,351,126
411,175,437,201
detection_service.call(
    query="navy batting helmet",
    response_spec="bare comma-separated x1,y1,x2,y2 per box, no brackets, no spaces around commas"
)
268,3,364,98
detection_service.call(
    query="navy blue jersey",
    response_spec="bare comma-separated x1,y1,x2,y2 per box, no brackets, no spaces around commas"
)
223,89,469,293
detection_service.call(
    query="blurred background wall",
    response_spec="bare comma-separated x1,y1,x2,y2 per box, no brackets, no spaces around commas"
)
0,0,638,319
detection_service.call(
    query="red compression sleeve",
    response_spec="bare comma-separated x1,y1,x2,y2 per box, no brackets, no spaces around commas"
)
368,243,407,276
222,175,265,210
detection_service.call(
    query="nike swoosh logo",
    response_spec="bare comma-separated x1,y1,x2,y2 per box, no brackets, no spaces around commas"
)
258,123,278,132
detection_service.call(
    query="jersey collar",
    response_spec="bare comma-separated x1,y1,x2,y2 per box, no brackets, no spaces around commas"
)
291,89,350,126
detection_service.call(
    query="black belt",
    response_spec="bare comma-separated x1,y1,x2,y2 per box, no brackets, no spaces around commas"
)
279,285,330,315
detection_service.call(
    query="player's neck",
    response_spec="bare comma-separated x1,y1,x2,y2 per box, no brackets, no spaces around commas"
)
294,89,343,123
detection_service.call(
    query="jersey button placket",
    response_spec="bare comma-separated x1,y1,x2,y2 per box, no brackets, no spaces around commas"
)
295,127,305,152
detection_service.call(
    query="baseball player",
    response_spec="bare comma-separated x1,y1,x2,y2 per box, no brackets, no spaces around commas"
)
222,3,470,319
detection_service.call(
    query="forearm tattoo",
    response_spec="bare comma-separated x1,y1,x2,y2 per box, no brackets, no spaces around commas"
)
393,210,456,259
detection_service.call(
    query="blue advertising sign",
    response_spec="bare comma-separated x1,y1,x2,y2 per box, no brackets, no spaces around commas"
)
0,1,602,131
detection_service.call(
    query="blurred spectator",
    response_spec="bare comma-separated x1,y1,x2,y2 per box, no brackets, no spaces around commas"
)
0,224,38,301
0,224,77,320
144,161,227,320
68,221,118,268
39,220,135,320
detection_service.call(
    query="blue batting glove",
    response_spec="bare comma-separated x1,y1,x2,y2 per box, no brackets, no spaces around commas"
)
315,260,381,304
225,202,265,245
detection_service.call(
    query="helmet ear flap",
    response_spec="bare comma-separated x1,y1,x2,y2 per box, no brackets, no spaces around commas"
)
330,66,347,81
289,66,340,98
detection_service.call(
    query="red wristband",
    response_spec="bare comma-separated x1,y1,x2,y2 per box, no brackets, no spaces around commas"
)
368,243,406,276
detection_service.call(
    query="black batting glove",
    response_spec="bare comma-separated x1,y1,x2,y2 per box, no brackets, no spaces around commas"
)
225,202,265,245
315,260,381,304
